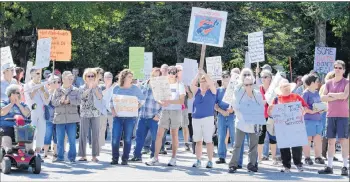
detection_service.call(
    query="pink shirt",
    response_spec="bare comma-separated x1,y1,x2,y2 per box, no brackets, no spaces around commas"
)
326,78,349,117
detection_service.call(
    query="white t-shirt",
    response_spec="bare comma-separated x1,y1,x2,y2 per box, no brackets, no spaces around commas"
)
23,81,46,112
163,82,186,110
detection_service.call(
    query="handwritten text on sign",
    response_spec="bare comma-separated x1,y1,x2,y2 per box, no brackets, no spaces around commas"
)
239,97,265,125
38,30,72,61
206,56,223,80
271,101,308,148
35,38,52,69
313,47,336,74
222,73,240,104
248,31,265,63
150,76,172,101
0,46,13,65
112,95,139,117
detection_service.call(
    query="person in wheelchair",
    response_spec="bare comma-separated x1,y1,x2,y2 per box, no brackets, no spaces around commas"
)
0,84,31,153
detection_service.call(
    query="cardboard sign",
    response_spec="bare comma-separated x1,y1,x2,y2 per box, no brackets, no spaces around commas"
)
183,58,198,86
24,61,33,84
248,31,265,63
0,46,13,66
313,47,336,74
271,101,308,148
143,52,153,80
35,38,52,69
222,72,240,104
112,95,139,117
150,76,172,101
37,29,72,61
129,47,145,79
187,7,228,47
238,97,265,125
206,56,223,80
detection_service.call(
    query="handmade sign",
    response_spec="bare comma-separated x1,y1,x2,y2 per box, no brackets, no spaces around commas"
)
187,7,228,47
35,38,52,69
37,29,72,61
0,46,13,65
265,71,283,105
24,61,33,84
271,101,308,148
150,76,172,101
143,52,153,80
112,95,139,117
244,51,251,68
129,47,145,79
183,58,198,86
248,31,265,63
222,72,240,104
238,97,265,125
206,56,223,80
313,47,336,74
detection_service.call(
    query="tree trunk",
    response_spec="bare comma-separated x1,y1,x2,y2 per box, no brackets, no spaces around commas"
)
315,19,326,47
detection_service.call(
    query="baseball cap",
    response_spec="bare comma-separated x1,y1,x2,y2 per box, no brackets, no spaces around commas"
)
1,63,16,72
261,64,272,72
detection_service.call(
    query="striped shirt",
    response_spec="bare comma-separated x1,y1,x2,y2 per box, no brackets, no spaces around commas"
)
139,81,162,119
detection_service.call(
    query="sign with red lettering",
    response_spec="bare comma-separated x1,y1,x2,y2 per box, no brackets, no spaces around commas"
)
38,29,72,61
112,95,139,117
313,47,336,74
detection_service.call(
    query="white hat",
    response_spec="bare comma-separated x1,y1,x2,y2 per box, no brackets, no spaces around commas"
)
274,79,296,95
1,63,16,72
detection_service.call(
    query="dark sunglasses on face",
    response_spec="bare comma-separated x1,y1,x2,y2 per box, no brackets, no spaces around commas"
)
244,83,253,87
168,71,177,75
87,75,95,78
13,92,21,95
222,75,230,79
334,66,343,70
243,74,251,77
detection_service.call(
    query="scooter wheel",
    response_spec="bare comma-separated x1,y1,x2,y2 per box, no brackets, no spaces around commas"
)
1,157,11,174
32,156,41,174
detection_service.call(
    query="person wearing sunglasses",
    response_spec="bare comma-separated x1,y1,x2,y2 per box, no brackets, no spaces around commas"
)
228,74,263,173
109,69,145,165
146,66,185,167
23,67,50,160
1,63,17,102
78,68,103,163
319,60,349,176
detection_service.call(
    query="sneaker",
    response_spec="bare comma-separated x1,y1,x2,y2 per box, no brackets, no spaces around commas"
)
304,157,314,165
318,166,333,174
341,167,349,176
206,161,213,169
145,157,159,166
121,160,128,165
69,160,76,164
168,158,176,166
215,158,226,164
192,160,201,168
110,160,118,165
159,149,167,155
281,167,291,173
296,164,304,172
315,157,325,164
247,163,258,172
261,156,269,161
228,166,238,173
129,157,142,162
185,143,191,151
52,158,64,163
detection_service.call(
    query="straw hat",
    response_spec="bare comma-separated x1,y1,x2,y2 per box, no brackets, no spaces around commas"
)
274,79,296,95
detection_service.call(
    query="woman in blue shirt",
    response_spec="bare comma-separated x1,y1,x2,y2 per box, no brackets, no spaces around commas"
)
190,69,217,169
110,69,145,165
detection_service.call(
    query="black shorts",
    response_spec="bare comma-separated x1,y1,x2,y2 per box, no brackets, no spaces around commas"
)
258,125,277,145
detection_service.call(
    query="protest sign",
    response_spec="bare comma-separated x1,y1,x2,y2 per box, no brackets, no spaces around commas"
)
25,61,33,84
222,72,240,104
238,97,265,125
37,29,72,61
265,71,283,105
183,58,198,85
244,51,251,68
271,101,308,148
112,95,139,117
129,47,145,79
35,38,52,69
248,31,265,63
187,7,228,47
1,46,13,66
206,56,223,80
150,76,172,101
143,52,153,80
313,47,336,74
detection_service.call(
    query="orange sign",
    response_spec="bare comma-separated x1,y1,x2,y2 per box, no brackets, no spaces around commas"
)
38,29,72,61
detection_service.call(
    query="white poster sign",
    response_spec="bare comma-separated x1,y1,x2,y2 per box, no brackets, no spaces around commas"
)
150,76,172,101
248,31,265,63
206,56,223,80
222,72,240,104
143,52,153,80
183,58,198,86
239,99,265,125
187,7,228,47
265,72,283,105
272,101,308,148
244,51,251,68
35,38,52,69
112,95,139,117
1,46,13,66
313,47,336,74
25,61,33,84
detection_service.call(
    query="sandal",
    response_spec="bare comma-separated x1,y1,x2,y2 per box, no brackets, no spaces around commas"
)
78,158,87,162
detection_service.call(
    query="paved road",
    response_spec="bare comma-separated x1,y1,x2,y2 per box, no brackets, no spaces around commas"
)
1,139,349,181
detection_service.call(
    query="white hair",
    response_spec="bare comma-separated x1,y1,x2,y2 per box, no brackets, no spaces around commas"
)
239,68,255,84
5,84,21,97
104,72,113,77
260,70,273,78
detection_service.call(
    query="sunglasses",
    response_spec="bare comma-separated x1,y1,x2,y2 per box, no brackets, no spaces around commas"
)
244,84,253,87
13,92,21,95
222,75,230,79
87,75,95,78
168,71,177,75
261,76,270,79
334,66,343,70
243,74,251,77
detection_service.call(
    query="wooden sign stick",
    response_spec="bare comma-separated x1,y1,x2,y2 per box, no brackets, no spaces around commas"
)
199,44,206,70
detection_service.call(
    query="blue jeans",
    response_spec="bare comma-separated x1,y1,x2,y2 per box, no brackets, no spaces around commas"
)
44,121,57,145
134,118,158,158
143,131,151,150
112,117,136,161
56,123,77,161
217,114,235,159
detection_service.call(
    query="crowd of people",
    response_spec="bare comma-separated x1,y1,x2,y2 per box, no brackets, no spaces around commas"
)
0,60,348,176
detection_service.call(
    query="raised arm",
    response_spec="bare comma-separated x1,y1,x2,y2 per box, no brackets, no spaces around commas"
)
190,72,200,95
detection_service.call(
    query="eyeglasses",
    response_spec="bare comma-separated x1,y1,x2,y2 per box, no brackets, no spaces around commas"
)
168,71,177,75
13,92,21,95
87,75,95,78
243,74,251,77
334,66,343,70
261,76,270,79
222,75,230,79
244,84,253,87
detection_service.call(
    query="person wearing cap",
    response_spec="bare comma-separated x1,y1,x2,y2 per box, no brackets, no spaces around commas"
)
268,79,310,173
23,67,50,159
1,63,17,102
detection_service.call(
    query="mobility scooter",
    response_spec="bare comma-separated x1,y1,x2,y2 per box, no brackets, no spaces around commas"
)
0,115,41,174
